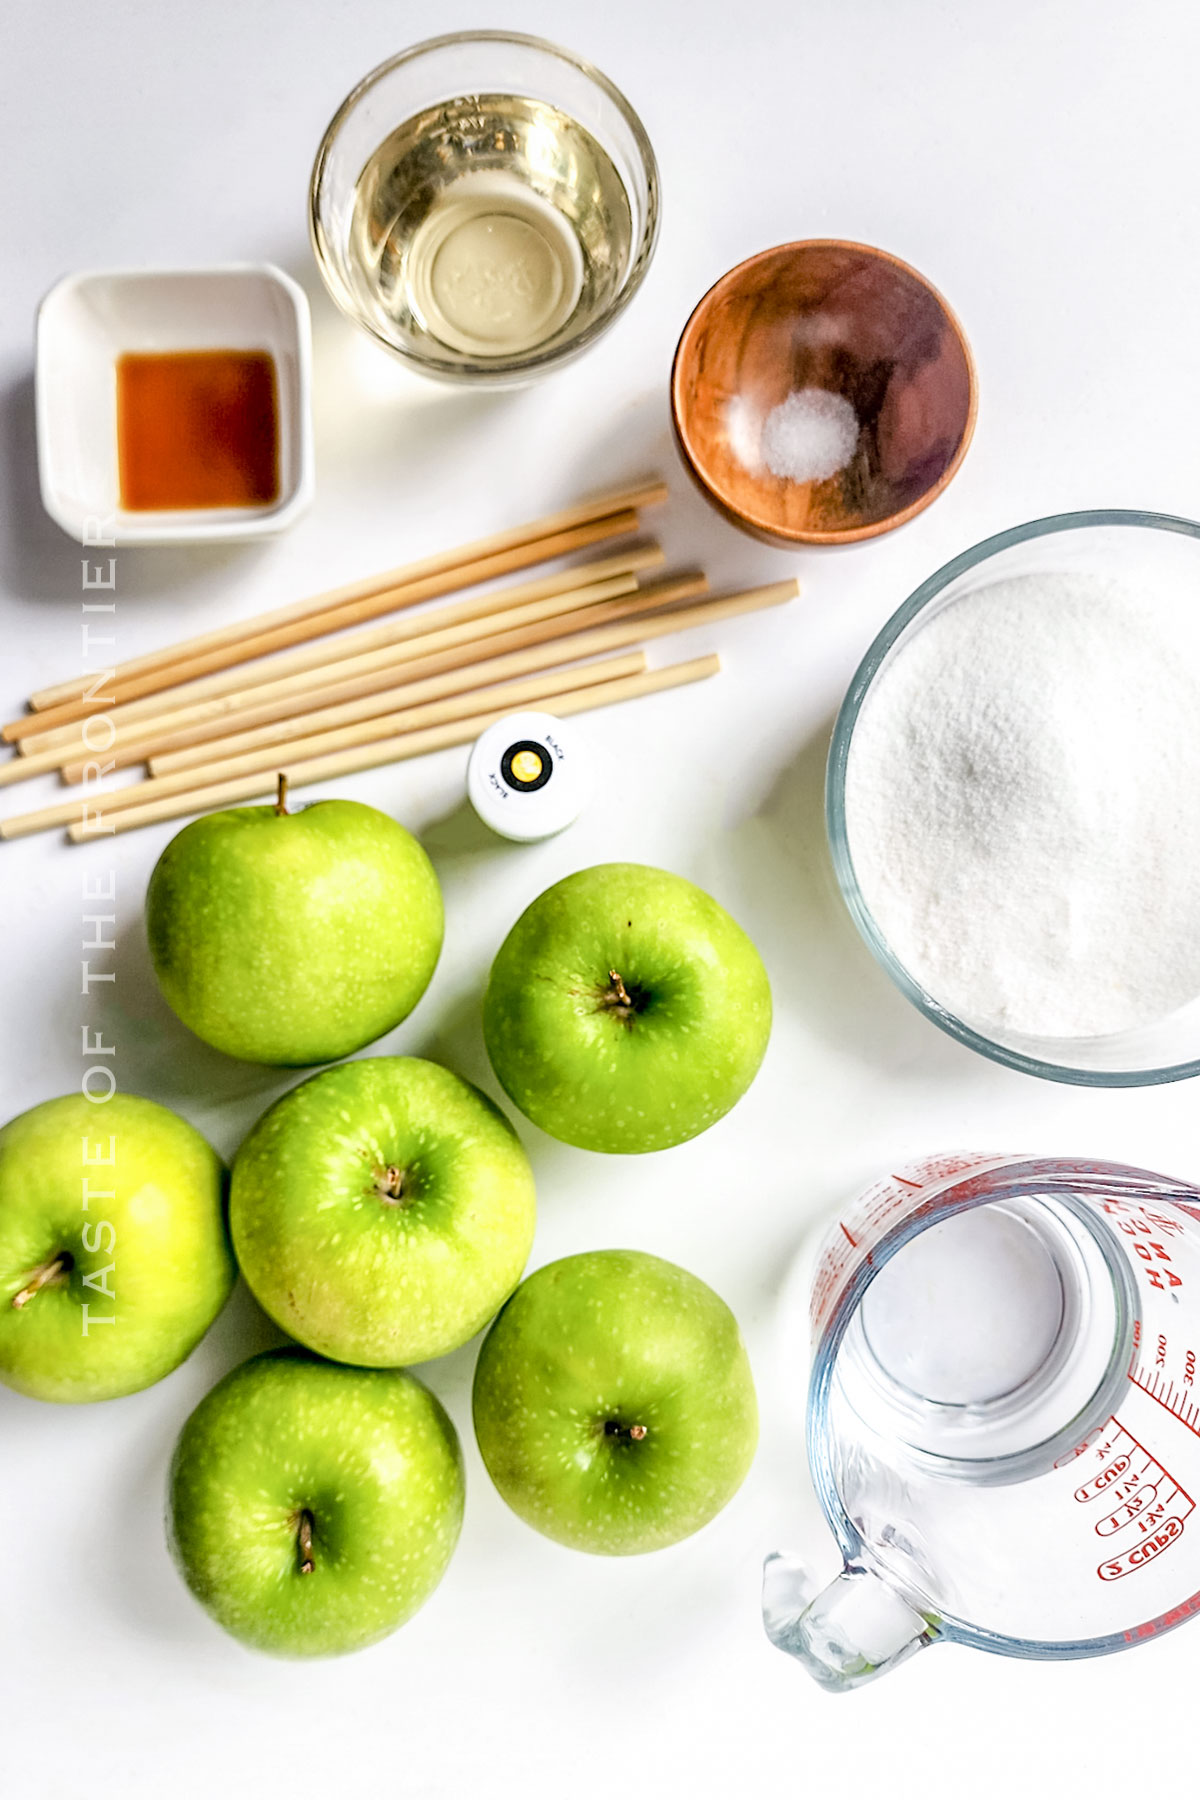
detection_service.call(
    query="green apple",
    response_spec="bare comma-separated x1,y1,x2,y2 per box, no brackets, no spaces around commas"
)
483,862,772,1153
146,789,444,1066
473,1249,758,1553
231,1056,536,1366
169,1347,464,1656
0,1092,232,1403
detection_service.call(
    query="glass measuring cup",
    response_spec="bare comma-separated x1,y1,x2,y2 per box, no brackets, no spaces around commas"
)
765,1154,1200,1690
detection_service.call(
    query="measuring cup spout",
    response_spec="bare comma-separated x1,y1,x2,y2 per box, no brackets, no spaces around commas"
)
762,1553,934,1692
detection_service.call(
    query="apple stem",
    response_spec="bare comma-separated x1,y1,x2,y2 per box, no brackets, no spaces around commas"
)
373,1165,407,1204
604,1419,648,1442
275,773,289,816
11,1253,71,1310
607,969,633,1008
296,1509,315,1575
601,967,650,1026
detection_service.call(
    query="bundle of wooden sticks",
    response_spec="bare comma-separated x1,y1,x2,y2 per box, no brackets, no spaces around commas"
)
0,478,798,842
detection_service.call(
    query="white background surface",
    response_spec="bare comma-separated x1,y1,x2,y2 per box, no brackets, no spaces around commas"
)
2,2,1199,1793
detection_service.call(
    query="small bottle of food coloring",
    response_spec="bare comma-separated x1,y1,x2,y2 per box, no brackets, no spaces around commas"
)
467,712,593,843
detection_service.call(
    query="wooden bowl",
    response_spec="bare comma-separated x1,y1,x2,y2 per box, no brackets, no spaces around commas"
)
671,241,977,546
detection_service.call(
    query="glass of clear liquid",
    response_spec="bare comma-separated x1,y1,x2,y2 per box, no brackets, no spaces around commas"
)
309,32,660,386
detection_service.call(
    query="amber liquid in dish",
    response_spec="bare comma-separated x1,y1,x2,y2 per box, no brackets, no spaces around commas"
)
117,349,280,511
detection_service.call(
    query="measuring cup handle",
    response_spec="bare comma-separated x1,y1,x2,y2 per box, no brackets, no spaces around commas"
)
762,1553,935,1692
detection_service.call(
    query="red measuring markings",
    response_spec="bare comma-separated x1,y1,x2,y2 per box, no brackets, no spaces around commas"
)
1128,1359,1200,1436
1100,1518,1186,1581
1073,1417,1194,1581
1100,1197,1187,1293
809,1153,999,1337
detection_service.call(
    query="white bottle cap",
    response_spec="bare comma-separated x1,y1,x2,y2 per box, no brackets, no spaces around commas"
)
467,711,594,842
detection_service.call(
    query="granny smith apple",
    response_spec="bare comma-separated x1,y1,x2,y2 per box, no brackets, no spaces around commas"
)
0,1092,232,1403
146,789,444,1066
169,1347,464,1656
473,1249,758,1553
483,863,772,1152
231,1056,536,1366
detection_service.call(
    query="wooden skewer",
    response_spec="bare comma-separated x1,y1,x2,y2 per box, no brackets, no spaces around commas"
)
19,627,644,789
48,571,709,781
62,655,720,843
16,543,663,765
25,554,640,782
135,578,798,782
69,636,648,785
1,653,650,839
10,563,649,780
144,640,653,778
7,509,646,744
27,476,669,712
58,576,792,785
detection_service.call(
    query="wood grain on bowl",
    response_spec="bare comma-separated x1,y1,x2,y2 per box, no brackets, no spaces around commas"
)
671,240,977,546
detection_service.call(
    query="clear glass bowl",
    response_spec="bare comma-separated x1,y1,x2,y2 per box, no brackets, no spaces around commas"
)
309,32,659,386
826,510,1200,1085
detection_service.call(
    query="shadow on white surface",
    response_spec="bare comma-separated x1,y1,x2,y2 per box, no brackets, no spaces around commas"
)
87,1280,287,1647
418,794,520,879
414,979,493,1096
732,714,976,1079
89,919,292,1132
269,242,524,488
757,1208,848,1559
550,381,809,595
0,373,271,606
412,967,597,1227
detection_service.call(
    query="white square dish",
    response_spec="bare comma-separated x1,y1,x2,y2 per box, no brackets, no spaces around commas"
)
36,263,315,545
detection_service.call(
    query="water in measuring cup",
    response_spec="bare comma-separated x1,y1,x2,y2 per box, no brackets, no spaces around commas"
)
840,1190,1125,1469
766,1154,1200,1690
346,94,634,362
859,1204,1068,1407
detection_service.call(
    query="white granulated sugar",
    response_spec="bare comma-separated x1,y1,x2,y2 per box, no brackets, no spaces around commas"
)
843,572,1200,1039
760,388,859,484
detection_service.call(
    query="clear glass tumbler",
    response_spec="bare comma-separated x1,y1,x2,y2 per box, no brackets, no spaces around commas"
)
309,32,659,386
